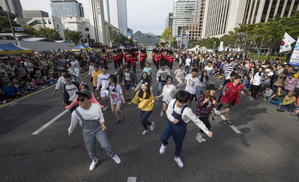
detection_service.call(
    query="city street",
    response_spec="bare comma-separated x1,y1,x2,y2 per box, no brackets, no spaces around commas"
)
0,61,299,182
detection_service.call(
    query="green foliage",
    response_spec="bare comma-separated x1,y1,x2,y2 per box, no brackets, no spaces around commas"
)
37,27,62,41
108,27,129,46
22,25,37,36
64,30,82,44
160,26,175,45
198,37,220,49
0,16,21,32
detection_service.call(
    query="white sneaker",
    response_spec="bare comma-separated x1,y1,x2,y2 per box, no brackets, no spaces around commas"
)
174,157,184,168
159,144,167,154
89,158,99,171
196,133,203,143
160,110,164,117
142,130,149,135
149,122,155,131
103,106,109,111
111,154,121,164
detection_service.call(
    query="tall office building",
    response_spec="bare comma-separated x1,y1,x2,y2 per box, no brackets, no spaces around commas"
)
242,0,299,24
0,0,23,17
102,0,128,36
203,0,299,38
87,0,107,44
172,0,196,37
22,10,49,18
50,0,84,18
165,13,173,29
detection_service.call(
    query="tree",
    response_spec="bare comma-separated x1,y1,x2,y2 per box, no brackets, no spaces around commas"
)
198,37,220,49
23,25,37,37
108,27,129,46
160,26,176,46
64,30,82,44
0,16,21,32
37,27,62,41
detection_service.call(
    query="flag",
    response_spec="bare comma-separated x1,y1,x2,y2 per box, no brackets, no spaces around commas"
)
289,37,299,66
279,32,296,53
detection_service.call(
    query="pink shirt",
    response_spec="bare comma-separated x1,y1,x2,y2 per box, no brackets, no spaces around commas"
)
65,93,104,109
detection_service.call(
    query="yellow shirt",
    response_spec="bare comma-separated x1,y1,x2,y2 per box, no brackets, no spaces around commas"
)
92,70,102,86
294,72,299,80
132,91,154,111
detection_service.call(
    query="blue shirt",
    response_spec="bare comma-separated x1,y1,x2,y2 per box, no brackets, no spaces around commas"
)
143,67,152,77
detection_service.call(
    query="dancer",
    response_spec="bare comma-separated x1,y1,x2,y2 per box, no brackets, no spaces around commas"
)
66,83,104,110
128,78,155,135
195,84,217,143
68,90,121,171
197,70,214,97
159,90,213,168
63,73,80,112
107,75,126,124
156,63,171,96
143,62,152,79
212,75,250,125
52,69,67,96
174,64,187,90
122,64,138,101
92,64,102,92
95,65,110,110
183,68,200,107
135,72,153,93
155,76,177,117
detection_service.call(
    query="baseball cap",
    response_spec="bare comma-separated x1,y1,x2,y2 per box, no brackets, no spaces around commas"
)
76,90,92,99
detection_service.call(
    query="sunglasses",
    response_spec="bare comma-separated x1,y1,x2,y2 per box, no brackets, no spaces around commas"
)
77,98,85,102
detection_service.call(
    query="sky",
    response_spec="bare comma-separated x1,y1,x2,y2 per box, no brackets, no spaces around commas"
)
20,0,173,35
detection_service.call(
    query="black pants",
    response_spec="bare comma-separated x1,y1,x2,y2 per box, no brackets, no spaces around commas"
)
140,62,145,69
251,85,260,98
132,65,136,73
198,117,211,133
114,61,118,69
155,61,159,69
169,62,173,70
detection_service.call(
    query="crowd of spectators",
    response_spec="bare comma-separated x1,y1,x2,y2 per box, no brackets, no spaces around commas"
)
0,50,114,104
177,51,299,117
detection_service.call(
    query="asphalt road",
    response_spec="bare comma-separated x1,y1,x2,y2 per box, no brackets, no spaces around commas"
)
0,59,299,182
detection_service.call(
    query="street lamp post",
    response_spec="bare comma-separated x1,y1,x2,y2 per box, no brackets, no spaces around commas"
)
4,0,17,45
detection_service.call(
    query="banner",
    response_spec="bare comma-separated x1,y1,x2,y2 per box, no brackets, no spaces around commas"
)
289,37,299,66
279,32,296,53
185,30,189,50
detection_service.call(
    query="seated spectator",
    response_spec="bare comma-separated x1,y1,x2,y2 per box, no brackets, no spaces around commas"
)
242,74,250,89
0,88,8,103
268,88,286,106
35,76,44,86
30,78,38,89
284,73,296,94
3,81,21,99
261,86,273,101
12,77,24,93
277,91,296,112
25,81,35,92
43,72,57,85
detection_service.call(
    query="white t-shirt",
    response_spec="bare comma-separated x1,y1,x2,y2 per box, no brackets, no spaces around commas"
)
108,84,123,104
65,83,79,102
96,73,110,90
55,76,66,90
24,61,34,72
162,84,177,104
185,74,200,94
185,58,191,66
71,60,80,71
68,103,104,133
89,65,94,76
174,69,186,80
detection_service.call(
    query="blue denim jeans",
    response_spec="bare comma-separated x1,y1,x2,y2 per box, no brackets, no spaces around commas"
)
196,86,206,97
185,65,190,74
140,110,152,130
157,81,167,96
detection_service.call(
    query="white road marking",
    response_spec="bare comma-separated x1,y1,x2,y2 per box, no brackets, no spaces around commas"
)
213,108,242,134
32,110,69,135
127,177,137,182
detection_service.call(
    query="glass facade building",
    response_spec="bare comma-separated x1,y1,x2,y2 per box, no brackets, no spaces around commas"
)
103,0,128,36
172,0,196,37
50,0,84,18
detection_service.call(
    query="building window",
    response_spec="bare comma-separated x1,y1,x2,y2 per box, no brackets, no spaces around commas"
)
261,0,271,22
284,0,293,17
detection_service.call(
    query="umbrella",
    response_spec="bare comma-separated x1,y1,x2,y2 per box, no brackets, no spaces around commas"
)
0,43,32,54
